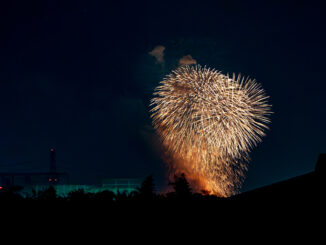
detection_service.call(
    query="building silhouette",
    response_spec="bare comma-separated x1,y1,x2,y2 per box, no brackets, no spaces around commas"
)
0,148,69,188
0,148,141,197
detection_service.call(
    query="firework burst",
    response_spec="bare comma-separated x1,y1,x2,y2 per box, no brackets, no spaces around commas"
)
150,65,272,197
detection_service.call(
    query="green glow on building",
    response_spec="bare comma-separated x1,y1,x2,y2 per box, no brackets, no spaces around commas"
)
20,178,142,197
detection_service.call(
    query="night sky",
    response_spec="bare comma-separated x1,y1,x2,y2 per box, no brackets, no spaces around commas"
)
0,0,325,192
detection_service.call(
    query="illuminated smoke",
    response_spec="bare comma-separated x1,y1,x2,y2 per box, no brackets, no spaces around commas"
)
178,54,197,66
148,45,165,64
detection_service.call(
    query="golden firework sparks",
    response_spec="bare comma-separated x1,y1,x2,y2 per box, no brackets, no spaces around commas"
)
150,65,272,197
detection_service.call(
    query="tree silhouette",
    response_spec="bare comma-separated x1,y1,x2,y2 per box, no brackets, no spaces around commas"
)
36,186,57,201
115,190,129,203
93,190,115,202
67,189,93,201
169,173,192,199
137,175,155,201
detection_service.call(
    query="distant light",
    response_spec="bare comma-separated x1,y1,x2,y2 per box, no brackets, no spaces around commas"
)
49,178,52,182
0,186,3,190
50,148,55,152
54,178,58,182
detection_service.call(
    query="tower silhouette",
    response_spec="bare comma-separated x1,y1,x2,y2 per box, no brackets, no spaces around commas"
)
50,148,56,173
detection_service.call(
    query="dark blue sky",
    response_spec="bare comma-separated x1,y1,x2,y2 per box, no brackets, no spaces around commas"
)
0,0,325,192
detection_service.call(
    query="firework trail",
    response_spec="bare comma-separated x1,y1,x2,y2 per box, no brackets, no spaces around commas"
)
150,65,272,197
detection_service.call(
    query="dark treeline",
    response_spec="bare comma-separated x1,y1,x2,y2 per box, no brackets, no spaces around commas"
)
1,170,325,212
0,174,227,204
1,172,324,222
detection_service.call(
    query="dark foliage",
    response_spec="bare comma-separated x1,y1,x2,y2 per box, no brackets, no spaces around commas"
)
34,186,57,201
0,168,325,211
136,175,155,201
168,173,192,199
0,185,24,201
